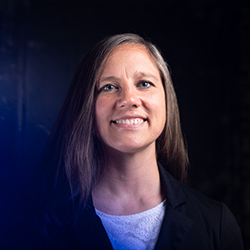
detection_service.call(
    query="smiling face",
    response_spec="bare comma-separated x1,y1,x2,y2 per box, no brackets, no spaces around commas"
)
95,43,166,155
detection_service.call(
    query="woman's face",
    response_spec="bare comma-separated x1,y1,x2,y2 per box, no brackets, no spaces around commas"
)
95,43,166,155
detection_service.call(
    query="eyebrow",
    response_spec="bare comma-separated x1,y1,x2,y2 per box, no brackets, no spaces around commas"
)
99,76,121,84
99,71,159,85
134,71,159,82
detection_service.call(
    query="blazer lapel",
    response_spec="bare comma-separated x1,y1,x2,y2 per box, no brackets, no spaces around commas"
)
155,164,195,250
73,197,113,250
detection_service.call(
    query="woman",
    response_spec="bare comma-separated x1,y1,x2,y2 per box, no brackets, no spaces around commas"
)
35,33,244,249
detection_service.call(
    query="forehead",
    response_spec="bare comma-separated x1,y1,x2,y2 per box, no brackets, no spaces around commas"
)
107,43,155,63
100,43,159,75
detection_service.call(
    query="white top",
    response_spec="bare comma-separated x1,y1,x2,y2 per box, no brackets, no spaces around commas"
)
95,200,166,250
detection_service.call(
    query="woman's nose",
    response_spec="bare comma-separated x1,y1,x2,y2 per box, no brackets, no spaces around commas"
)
116,86,141,108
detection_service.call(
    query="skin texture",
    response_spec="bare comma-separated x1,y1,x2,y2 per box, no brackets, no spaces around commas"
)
93,44,166,215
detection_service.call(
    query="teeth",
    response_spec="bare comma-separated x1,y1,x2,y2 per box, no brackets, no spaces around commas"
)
115,118,144,125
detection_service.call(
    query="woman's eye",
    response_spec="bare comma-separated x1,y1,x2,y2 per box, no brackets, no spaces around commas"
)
99,84,117,92
139,81,153,88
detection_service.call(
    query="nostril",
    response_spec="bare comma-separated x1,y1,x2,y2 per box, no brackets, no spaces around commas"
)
132,103,138,108
117,99,141,109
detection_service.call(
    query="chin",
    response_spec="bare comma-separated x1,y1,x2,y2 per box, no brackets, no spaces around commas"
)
107,141,156,155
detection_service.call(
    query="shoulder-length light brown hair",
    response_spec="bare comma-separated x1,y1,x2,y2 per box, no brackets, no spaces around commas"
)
38,33,188,219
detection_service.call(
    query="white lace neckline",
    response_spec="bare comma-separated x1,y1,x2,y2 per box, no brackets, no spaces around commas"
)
95,200,166,217
95,200,166,250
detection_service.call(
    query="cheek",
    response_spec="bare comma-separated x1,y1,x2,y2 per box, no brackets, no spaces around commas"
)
153,92,166,120
95,99,104,133
95,97,112,132
95,97,107,120
161,96,167,121
95,100,102,123
154,95,167,135
158,104,167,130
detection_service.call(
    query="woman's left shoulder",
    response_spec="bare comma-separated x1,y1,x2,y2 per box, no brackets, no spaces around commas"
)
159,164,245,249
179,183,245,249
180,182,235,220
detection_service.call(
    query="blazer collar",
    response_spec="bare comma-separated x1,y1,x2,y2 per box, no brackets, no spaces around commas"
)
155,163,195,250
158,162,186,208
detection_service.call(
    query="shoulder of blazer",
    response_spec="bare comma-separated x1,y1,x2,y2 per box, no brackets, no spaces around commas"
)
157,162,244,250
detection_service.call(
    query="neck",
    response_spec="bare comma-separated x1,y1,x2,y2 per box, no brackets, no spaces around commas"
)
92,144,164,215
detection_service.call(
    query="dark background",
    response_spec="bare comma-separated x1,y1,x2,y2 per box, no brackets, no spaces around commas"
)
0,0,250,249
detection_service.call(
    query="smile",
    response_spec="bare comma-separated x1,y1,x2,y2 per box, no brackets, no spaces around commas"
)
112,118,146,125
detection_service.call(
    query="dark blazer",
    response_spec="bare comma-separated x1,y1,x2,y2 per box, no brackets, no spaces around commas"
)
40,163,245,250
